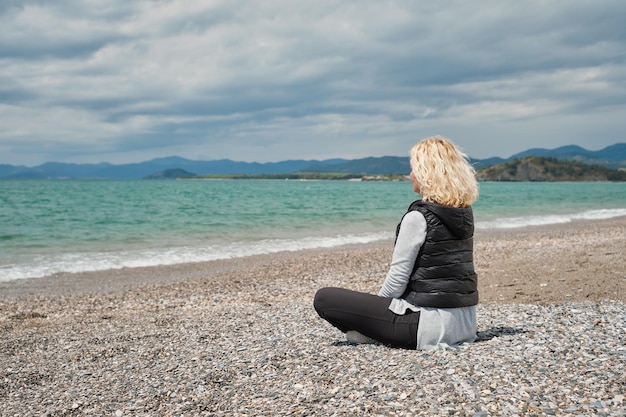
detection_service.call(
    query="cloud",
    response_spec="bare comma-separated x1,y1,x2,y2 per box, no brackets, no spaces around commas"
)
1,0,625,165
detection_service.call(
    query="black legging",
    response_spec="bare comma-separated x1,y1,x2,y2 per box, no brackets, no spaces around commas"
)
313,287,419,350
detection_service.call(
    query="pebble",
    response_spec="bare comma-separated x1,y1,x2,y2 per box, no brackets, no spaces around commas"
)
0,223,624,416
1,297,625,416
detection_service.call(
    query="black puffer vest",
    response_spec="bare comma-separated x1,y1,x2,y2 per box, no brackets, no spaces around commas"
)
398,200,478,308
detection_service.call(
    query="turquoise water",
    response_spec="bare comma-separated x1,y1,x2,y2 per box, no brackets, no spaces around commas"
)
1,180,625,281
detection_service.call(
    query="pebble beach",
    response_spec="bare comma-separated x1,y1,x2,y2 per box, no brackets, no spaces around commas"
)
1,218,625,416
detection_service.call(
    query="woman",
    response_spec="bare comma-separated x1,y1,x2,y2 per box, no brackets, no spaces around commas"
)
314,136,479,350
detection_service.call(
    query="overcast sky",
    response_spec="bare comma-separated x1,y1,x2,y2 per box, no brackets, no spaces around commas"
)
1,0,625,166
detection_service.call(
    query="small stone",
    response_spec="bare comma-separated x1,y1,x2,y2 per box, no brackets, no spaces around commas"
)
0,244,624,417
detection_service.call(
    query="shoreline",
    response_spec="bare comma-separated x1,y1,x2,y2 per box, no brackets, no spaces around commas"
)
1,217,625,415
1,216,624,303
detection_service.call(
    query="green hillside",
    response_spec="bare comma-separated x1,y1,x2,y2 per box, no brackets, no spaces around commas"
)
476,156,626,182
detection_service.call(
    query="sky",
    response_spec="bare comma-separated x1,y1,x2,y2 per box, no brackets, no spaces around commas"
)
1,1,625,166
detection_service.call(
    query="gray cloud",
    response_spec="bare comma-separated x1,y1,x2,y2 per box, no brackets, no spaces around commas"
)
1,0,625,165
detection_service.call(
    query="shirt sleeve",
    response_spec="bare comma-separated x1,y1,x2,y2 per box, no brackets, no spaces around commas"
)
378,210,427,298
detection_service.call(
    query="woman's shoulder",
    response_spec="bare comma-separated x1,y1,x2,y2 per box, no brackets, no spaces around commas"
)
401,210,427,229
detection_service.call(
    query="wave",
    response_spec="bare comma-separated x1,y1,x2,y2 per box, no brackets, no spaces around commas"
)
0,231,393,282
476,208,626,230
3,208,625,282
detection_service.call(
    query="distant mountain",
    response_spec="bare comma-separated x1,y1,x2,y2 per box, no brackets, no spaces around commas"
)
1,143,624,179
509,144,626,168
476,156,626,182
0,157,349,179
299,156,411,175
143,168,196,179
293,143,624,175
299,144,626,174
597,143,626,161
470,157,507,171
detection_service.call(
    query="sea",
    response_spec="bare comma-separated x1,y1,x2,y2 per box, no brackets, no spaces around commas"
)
1,179,625,282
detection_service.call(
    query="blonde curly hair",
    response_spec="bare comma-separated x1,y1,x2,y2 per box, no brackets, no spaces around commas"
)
409,136,478,207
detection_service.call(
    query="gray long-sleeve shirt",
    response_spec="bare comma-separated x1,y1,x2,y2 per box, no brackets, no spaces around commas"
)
378,211,476,349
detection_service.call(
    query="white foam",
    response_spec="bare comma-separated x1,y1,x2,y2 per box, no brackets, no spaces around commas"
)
4,208,625,282
476,208,626,230
0,231,393,282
